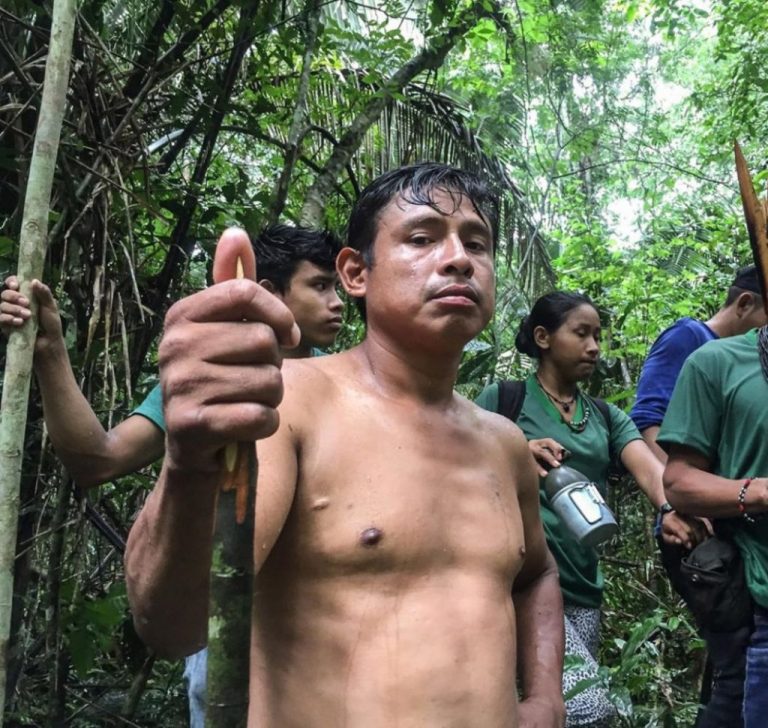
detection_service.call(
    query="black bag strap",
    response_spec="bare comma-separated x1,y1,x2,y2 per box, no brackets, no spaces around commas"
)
497,380,527,422
589,396,611,434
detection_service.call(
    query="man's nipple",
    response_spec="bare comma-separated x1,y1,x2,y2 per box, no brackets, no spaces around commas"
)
360,527,383,548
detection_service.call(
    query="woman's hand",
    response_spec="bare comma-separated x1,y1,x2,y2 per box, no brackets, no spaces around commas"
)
528,438,568,477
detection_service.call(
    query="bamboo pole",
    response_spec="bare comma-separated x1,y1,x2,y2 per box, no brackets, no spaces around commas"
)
0,0,77,720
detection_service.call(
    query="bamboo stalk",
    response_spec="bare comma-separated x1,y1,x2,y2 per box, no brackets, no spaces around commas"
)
0,0,77,721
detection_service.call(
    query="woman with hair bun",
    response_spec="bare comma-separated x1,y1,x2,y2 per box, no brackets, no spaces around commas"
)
477,291,705,728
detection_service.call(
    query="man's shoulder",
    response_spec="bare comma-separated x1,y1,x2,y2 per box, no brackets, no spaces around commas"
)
282,352,344,393
686,330,747,363
460,395,528,452
651,317,712,351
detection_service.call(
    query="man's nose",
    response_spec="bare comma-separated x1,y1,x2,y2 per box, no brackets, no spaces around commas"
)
328,288,343,312
439,236,473,277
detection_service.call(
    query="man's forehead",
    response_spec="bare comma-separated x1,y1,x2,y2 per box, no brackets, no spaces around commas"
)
292,260,338,279
381,189,491,229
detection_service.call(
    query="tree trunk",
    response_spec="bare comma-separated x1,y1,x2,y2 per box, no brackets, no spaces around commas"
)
299,3,486,227
0,0,76,720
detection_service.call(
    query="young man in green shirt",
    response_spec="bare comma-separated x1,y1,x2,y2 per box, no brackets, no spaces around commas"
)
661,326,768,728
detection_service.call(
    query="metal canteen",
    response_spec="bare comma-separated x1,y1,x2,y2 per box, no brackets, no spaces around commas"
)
544,464,619,548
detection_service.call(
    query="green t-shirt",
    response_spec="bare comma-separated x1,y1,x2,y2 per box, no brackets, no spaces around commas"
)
657,330,768,609
476,376,641,608
131,348,328,432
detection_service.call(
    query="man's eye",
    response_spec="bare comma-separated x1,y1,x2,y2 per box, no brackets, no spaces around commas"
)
410,235,431,245
466,240,487,252
313,282,328,291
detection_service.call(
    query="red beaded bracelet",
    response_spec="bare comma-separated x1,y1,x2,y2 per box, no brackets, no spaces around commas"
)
738,477,757,524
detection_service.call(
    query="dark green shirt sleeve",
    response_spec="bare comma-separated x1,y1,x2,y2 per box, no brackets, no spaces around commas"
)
131,383,166,433
657,354,720,459
607,403,642,459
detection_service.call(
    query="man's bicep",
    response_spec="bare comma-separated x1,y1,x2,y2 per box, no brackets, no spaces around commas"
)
665,444,712,477
253,418,299,571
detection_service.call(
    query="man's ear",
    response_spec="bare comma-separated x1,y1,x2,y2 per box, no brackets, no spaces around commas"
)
259,278,282,299
533,325,551,352
336,247,367,298
735,291,757,317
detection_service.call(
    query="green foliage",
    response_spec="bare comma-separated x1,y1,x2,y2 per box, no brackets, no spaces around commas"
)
4,0,768,722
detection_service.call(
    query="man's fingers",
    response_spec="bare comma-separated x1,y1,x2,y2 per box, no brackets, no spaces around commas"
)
1,288,29,307
212,227,257,284
3,275,19,291
0,303,31,321
166,279,299,348
160,321,283,368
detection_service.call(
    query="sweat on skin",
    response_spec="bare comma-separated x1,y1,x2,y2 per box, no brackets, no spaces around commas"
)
125,176,565,727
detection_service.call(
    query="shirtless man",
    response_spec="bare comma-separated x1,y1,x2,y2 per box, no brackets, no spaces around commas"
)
125,164,565,727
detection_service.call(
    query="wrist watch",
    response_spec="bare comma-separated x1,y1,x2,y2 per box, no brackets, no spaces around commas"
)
659,502,674,517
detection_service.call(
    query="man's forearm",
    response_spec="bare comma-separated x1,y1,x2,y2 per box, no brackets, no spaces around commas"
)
35,343,161,487
125,460,219,658
665,461,768,518
513,552,565,705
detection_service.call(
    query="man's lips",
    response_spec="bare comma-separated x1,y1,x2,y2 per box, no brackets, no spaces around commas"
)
326,317,343,329
432,285,479,303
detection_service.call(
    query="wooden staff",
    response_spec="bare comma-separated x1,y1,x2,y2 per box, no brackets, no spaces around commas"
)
0,0,77,722
734,141,768,312
205,230,258,727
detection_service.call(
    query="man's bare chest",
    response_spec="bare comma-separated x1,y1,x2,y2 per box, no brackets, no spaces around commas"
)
279,405,525,580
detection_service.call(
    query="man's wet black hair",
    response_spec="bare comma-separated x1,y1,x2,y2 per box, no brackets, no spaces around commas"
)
724,264,763,307
515,291,597,359
251,224,341,293
346,163,500,266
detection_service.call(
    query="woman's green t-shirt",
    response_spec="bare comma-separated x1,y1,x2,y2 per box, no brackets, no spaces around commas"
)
476,376,641,608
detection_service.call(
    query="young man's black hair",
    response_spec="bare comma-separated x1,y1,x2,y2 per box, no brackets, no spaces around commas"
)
251,224,341,292
724,264,763,306
346,163,500,266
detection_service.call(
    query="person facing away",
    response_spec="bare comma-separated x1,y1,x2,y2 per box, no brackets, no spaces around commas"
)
660,321,768,728
476,291,705,728
630,264,767,465
0,224,343,727
629,265,766,728
124,163,567,728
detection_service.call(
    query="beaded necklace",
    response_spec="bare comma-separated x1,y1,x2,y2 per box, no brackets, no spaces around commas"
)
535,374,590,433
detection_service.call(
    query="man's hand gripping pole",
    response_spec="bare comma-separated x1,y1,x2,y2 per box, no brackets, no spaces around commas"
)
205,228,258,727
